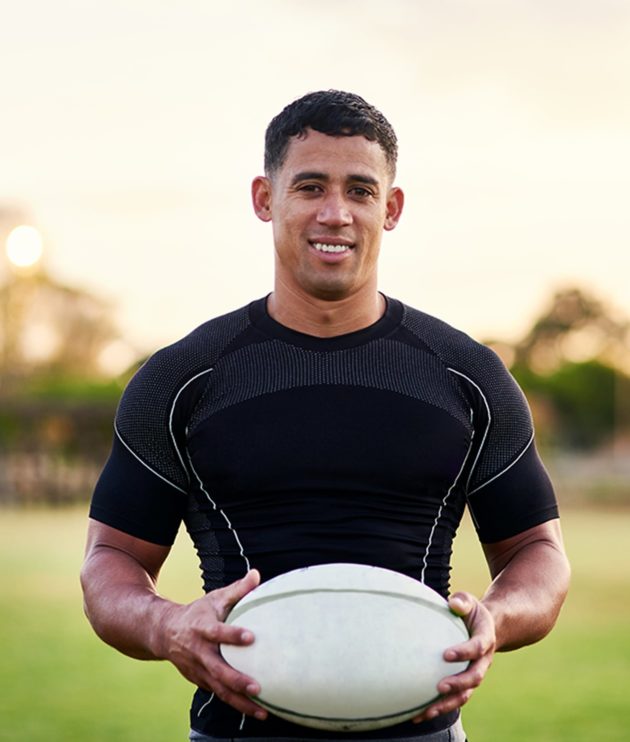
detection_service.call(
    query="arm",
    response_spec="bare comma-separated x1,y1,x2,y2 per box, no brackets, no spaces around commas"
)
80,519,268,720
480,517,571,650
414,518,570,722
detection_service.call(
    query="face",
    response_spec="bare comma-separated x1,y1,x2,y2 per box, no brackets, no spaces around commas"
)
252,130,404,303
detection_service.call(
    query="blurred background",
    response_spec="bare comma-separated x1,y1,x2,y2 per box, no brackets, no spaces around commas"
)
1,1,629,740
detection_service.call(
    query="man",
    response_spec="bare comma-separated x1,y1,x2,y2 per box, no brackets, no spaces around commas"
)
81,90,570,742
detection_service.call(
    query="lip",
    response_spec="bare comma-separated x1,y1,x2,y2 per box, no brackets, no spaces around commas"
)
308,239,355,263
309,237,355,248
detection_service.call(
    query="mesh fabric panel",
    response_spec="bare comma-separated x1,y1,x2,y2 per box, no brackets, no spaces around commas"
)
115,306,250,492
188,336,472,435
401,304,533,493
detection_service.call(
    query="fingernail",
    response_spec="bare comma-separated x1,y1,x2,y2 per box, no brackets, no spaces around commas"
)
246,683,259,695
241,631,254,642
255,710,267,720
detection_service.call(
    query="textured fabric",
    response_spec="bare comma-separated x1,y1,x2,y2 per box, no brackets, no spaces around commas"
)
90,294,558,740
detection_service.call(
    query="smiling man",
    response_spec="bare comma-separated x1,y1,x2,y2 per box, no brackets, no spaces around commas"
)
253,127,403,333
81,91,570,742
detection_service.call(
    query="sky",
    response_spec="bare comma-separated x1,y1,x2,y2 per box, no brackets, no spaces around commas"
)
1,0,629,363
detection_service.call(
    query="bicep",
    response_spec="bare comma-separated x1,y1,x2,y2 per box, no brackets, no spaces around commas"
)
84,518,172,582
481,518,567,579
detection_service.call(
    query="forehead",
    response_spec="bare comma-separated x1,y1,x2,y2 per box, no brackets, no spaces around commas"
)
278,130,390,182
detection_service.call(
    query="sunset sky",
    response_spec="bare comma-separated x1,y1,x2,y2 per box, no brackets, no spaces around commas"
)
1,0,629,362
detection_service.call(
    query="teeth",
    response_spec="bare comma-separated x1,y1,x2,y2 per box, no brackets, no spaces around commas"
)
313,242,350,253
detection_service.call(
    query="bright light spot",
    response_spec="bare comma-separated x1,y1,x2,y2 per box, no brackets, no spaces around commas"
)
6,225,44,269
98,339,138,377
562,326,606,363
21,322,59,363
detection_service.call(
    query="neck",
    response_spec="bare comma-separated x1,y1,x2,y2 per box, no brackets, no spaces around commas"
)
267,284,386,338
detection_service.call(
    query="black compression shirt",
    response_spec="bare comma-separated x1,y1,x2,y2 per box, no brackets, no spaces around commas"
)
90,295,558,738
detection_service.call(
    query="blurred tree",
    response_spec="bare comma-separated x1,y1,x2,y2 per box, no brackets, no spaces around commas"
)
513,287,630,374
501,288,630,450
511,360,630,449
0,210,142,503
0,272,123,388
0,263,139,504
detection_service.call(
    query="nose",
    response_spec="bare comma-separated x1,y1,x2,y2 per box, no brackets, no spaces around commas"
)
317,192,352,227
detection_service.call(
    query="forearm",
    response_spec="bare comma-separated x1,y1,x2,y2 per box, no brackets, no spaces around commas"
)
481,531,571,651
80,546,177,661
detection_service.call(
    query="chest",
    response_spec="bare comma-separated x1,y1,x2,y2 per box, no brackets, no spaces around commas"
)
186,384,472,501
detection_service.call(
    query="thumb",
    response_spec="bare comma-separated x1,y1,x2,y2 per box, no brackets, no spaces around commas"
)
448,591,477,618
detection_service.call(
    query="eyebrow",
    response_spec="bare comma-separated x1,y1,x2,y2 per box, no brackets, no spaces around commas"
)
290,171,380,187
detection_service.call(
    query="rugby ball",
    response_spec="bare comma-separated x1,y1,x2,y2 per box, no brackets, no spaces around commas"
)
220,563,469,731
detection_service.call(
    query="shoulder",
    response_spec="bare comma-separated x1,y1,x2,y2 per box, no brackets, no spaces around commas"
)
147,303,251,373
109,302,256,492
396,299,531,428
127,303,252,394
116,302,254,440
398,302,506,379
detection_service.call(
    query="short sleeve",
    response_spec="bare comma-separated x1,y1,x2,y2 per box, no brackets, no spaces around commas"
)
90,433,186,545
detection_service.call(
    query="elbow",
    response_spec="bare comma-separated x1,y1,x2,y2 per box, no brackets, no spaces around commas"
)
531,547,572,646
554,548,572,622
79,557,101,634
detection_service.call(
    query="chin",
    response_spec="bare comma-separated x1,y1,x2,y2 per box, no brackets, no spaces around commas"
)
298,273,359,302
305,284,355,302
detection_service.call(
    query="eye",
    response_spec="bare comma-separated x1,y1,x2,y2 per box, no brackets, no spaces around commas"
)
297,183,323,194
349,186,373,198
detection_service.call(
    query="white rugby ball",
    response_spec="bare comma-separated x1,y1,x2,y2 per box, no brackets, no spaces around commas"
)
220,563,469,732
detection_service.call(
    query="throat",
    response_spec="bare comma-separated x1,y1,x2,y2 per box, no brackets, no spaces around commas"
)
267,289,386,338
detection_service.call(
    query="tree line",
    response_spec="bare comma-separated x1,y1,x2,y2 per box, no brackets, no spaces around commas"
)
1,278,628,504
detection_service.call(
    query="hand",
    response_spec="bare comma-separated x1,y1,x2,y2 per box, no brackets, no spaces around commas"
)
159,569,268,720
412,591,496,723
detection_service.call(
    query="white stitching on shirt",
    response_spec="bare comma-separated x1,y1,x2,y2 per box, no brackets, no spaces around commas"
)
113,423,187,494
420,433,475,583
467,432,535,496
447,368,491,494
186,450,251,573
169,368,215,483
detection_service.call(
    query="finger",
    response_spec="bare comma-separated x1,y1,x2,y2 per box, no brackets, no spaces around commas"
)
213,569,261,618
210,658,262,697
444,596,495,662
444,632,492,663
201,621,256,647
196,653,268,719
448,591,476,618
202,679,268,719
214,688,267,721
193,648,262,698
437,654,491,696
412,688,474,723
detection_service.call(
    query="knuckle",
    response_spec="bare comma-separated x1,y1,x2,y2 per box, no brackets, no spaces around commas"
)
461,689,474,705
213,685,228,702
205,624,220,642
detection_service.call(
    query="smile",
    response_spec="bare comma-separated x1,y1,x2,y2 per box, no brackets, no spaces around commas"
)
311,242,353,254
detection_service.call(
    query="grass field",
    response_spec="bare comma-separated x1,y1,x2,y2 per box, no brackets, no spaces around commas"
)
0,507,629,741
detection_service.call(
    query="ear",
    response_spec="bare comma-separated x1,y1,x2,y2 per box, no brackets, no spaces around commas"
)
384,187,404,231
252,176,273,222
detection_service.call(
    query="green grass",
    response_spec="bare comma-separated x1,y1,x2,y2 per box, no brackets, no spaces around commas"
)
0,507,629,741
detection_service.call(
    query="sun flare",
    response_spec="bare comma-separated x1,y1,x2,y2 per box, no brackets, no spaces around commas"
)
5,225,44,269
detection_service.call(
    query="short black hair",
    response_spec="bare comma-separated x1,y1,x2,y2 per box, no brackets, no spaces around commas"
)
264,90,398,179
